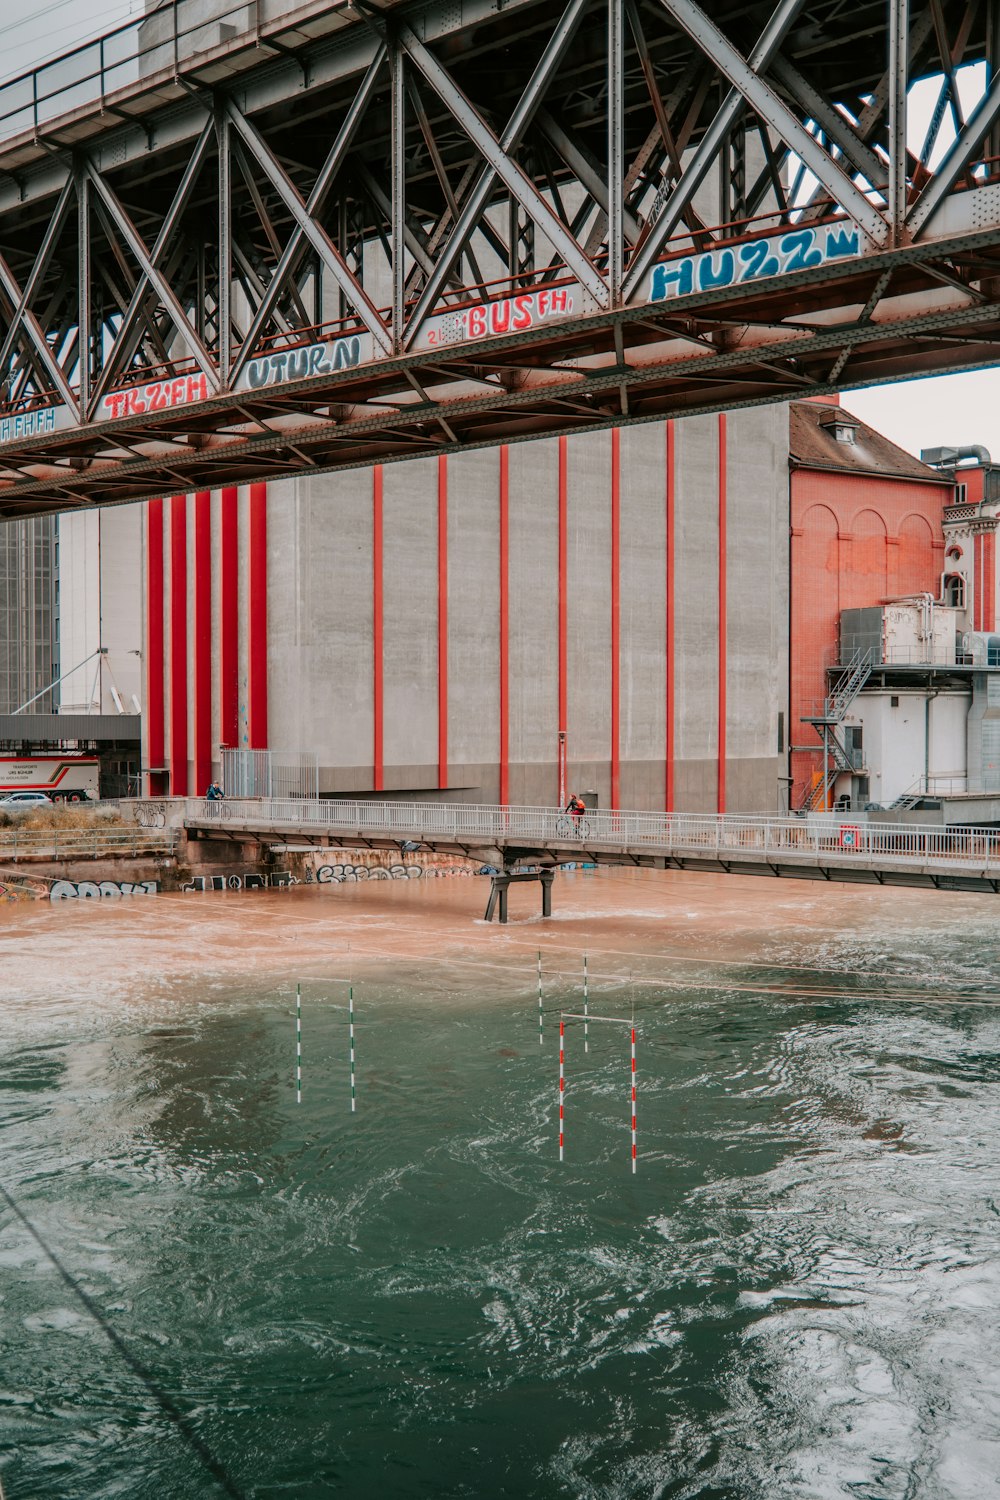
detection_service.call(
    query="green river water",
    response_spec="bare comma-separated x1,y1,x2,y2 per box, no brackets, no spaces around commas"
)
0,871,998,1499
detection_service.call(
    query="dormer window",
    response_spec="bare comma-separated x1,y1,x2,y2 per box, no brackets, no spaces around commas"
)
819,412,860,445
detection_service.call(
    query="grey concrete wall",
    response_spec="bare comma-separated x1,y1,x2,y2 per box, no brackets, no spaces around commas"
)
673,414,720,809
620,423,668,809
446,448,500,797
158,409,792,813
267,470,374,789
567,431,612,782
725,403,789,809
382,459,438,787
508,438,560,803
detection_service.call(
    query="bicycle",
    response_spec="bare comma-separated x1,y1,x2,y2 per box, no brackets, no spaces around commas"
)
555,814,591,840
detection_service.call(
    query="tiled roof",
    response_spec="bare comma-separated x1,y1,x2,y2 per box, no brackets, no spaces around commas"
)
789,400,946,481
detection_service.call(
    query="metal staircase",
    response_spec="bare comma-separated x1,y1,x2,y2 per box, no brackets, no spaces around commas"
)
798,649,873,812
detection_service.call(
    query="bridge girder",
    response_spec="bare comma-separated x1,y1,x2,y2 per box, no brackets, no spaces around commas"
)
0,0,997,514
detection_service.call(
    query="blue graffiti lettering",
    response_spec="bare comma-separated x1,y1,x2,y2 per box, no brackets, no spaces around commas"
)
825,225,860,260
649,221,860,306
243,334,362,391
739,240,781,281
698,249,736,290
779,229,823,272
333,336,361,371
650,257,694,302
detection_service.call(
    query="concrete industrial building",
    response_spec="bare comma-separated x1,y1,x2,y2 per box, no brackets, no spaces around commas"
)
789,401,957,812
0,514,57,716
788,407,1000,821
145,408,790,811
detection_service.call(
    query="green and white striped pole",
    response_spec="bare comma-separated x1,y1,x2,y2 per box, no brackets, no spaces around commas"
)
537,952,543,1046
296,982,302,1105
349,985,356,1112
583,953,589,1054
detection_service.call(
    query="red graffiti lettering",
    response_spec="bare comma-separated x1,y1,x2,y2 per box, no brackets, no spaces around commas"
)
490,299,511,334
466,306,488,337
512,294,534,330
550,288,570,313
186,373,208,403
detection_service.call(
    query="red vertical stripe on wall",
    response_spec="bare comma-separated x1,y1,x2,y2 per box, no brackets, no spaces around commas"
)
145,498,165,795
438,455,448,788
665,422,675,811
610,428,621,810
169,494,188,796
499,446,510,806
373,466,384,791
247,482,268,749
717,414,728,815
193,491,212,796
220,486,238,749
558,436,568,787
974,534,982,631
986,532,996,631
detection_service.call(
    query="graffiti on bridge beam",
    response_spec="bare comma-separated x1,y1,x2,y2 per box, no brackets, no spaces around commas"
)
99,372,211,421
238,334,365,392
417,286,576,349
0,406,58,443
0,223,860,441
50,878,158,900
650,223,860,303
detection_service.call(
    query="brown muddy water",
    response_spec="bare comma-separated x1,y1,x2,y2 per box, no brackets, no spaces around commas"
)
1,867,999,1499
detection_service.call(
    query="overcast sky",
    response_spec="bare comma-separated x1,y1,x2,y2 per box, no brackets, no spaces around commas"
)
1,0,998,464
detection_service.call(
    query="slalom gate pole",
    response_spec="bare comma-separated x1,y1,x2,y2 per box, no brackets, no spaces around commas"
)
630,1023,637,1174
560,1013,636,1171
583,953,589,1053
296,983,302,1105
538,952,543,1045
559,1018,565,1162
349,985,356,1112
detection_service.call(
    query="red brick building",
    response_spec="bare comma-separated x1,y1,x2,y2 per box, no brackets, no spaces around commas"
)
789,400,955,809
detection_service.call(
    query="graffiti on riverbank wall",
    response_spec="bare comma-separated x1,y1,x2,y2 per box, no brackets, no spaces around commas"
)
180,859,488,892
50,879,158,901
1,874,52,901
307,858,494,876
182,871,294,892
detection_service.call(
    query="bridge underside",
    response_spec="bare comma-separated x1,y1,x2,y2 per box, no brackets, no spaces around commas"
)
0,0,998,515
190,824,1000,892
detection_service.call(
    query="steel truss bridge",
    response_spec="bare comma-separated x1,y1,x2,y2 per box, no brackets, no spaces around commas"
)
186,796,1000,892
0,0,998,516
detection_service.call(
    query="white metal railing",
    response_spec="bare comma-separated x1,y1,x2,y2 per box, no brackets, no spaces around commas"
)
0,826,177,861
0,1,348,141
183,798,1000,872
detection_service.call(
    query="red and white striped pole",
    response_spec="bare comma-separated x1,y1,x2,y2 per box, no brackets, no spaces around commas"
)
630,1024,637,1173
559,1018,565,1162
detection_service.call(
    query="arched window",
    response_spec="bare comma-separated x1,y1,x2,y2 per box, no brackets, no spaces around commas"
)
944,573,966,608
